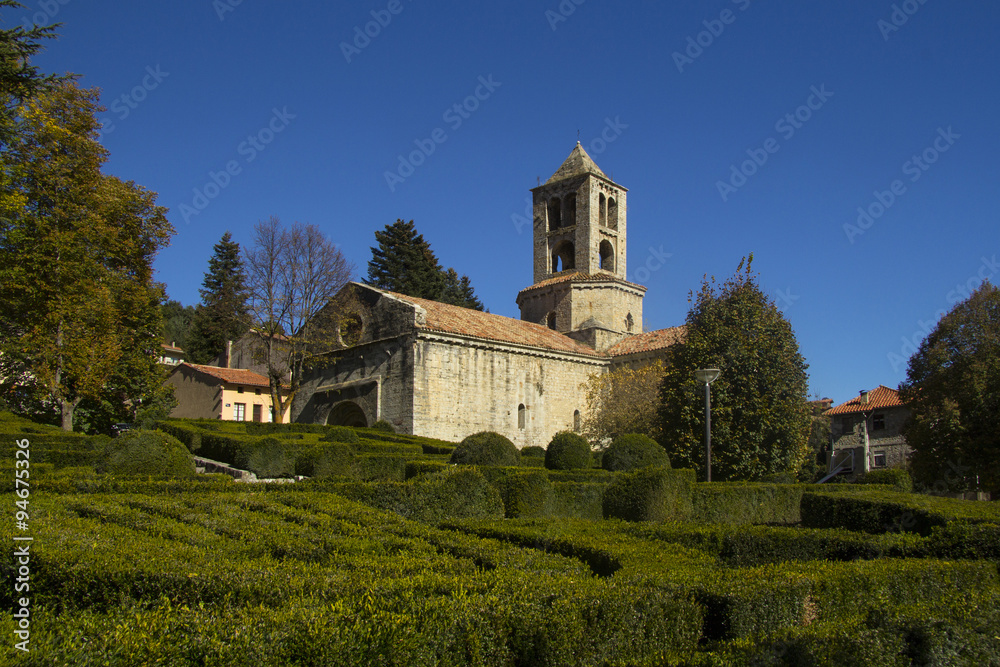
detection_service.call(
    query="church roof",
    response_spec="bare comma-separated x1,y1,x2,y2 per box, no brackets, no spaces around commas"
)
544,142,611,185
384,291,604,357
607,326,687,357
517,271,647,295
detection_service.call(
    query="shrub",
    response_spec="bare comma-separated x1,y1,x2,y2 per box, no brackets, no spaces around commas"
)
295,443,356,478
450,431,520,467
692,483,804,525
602,467,694,522
405,461,447,480
602,433,670,472
521,445,545,458
95,430,195,478
479,467,553,518
321,426,360,445
862,468,913,492
371,419,395,433
234,437,294,479
544,431,592,470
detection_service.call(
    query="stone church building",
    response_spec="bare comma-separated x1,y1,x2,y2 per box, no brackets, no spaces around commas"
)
294,144,684,447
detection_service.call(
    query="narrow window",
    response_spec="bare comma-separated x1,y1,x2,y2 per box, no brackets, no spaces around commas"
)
518,404,526,430
573,410,582,433
563,193,577,227
607,197,618,230
599,192,607,227
625,313,634,333
599,240,615,273
547,198,562,231
547,312,557,330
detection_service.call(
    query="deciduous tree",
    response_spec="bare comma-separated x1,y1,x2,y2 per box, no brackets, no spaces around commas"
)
245,216,353,422
658,257,811,481
899,281,1000,496
583,360,666,445
0,82,172,430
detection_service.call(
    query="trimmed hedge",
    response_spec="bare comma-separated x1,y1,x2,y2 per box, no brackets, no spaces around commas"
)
405,460,447,480
295,443,356,478
478,467,554,518
799,490,1000,535
320,426,360,445
544,431,592,470
602,467,695,522
234,437,295,478
520,445,545,458
602,433,670,472
861,467,913,492
550,482,606,520
450,431,520,467
691,483,804,526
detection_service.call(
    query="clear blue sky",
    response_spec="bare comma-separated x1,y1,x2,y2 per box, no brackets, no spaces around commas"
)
23,0,1000,405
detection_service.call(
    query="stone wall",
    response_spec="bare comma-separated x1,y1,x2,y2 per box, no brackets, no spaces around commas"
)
410,333,605,448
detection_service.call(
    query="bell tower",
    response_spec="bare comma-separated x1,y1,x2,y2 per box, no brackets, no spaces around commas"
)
516,143,645,352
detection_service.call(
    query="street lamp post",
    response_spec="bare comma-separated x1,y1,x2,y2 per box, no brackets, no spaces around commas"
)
694,369,721,482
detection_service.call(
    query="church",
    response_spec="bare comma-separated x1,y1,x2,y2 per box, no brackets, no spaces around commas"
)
294,144,685,448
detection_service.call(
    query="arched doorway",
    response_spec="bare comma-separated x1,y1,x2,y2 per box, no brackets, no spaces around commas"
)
328,401,368,427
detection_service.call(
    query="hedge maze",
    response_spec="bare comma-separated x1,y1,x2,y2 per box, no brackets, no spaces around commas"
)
2,414,998,665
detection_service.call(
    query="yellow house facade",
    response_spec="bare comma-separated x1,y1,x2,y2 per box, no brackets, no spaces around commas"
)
166,363,290,424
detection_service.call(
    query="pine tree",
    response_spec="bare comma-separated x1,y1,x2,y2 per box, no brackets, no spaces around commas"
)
187,232,249,363
365,219,445,300
439,268,485,311
365,219,484,310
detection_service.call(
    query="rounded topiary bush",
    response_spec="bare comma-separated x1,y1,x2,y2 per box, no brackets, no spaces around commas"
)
96,430,195,478
450,431,520,467
371,419,395,433
544,431,593,470
602,434,670,472
321,426,360,445
521,445,546,458
235,437,294,479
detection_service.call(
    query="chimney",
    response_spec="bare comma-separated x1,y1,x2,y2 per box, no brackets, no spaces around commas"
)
859,389,870,405
226,340,233,369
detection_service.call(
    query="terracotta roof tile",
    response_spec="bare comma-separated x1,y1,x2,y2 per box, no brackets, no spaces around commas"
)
517,271,646,295
182,363,271,388
161,343,184,353
825,385,905,415
607,326,687,357
384,291,604,357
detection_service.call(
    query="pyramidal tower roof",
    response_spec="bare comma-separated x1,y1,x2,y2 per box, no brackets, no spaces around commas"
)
545,142,609,185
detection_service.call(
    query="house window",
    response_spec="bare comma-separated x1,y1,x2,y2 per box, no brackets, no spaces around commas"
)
872,413,885,431
873,453,887,468
840,415,854,434
233,403,246,421
237,386,244,394
255,388,261,395
518,404,526,430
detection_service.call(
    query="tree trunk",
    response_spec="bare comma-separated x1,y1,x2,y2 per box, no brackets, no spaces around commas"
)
60,398,75,432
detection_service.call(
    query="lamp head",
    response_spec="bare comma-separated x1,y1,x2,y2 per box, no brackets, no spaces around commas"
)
695,368,721,385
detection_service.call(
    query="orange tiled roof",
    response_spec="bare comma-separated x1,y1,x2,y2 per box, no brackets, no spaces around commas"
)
824,385,905,415
161,343,184,353
182,363,271,388
607,326,687,357
384,291,604,357
517,271,647,295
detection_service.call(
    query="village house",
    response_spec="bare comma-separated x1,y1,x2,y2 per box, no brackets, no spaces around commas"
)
825,385,911,479
166,363,290,424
